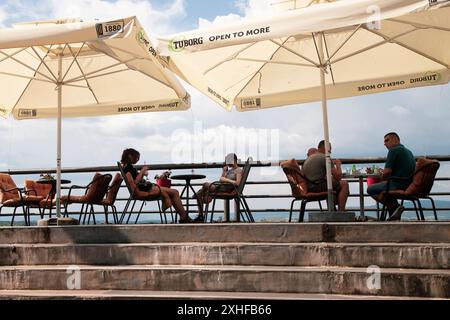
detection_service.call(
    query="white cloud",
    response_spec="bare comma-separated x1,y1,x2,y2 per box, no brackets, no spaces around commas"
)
48,0,186,36
198,14,242,29
389,105,411,116
0,6,6,27
198,0,276,28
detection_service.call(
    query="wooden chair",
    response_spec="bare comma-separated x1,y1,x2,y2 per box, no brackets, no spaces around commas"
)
101,173,123,224
60,173,112,224
380,158,440,221
281,159,332,222
204,157,254,223
0,174,43,226
117,162,171,224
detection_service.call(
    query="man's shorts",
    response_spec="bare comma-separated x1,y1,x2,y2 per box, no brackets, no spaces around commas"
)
308,179,341,193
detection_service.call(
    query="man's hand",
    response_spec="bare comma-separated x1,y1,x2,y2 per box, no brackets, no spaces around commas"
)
334,159,342,167
142,166,149,176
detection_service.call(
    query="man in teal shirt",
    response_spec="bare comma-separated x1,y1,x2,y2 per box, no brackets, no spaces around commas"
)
367,132,416,221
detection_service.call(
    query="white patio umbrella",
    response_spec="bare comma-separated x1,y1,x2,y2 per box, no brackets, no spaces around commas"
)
157,0,450,210
0,17,190,217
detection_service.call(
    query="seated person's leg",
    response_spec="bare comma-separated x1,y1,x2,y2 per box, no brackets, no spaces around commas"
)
337,180,349,211
367,181,388,202
160,187,189,220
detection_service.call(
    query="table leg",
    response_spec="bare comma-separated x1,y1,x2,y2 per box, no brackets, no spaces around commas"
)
359,177,365,219
188,183,200,216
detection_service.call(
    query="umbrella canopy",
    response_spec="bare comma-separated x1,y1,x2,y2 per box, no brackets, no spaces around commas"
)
0,16,190,119
0,17,190,218
157,0,449,111
157,0,450,212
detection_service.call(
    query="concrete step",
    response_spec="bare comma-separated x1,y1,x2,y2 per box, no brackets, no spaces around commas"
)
1,222,449,244
0,265,448,298
0,290,442,300
1,242,449,269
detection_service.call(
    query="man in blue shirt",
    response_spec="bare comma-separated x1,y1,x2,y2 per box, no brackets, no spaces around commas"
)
367,132,416,221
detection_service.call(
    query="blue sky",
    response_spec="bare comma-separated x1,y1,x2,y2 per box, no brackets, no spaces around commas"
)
0,0,449,172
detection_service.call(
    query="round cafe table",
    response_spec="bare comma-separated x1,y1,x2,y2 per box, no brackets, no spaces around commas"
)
171,174,206,216
343,173,381,219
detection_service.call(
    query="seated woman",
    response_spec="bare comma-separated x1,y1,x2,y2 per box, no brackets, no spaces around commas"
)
120,148,193,223
195,153,243,221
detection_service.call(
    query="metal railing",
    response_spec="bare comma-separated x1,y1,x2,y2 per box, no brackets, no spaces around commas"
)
1,155,449,224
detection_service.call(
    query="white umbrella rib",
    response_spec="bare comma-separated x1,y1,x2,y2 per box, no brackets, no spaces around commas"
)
63,58,138,84
61,42,86,82
203,42,258,76
365,27,449,68
270,39,320,68
233,37,292,100
0,49,55,83
66,44,100,104
324,24,362,66
329,28,418,65
30,46,58,82
234,57,316,68
11,46,56,113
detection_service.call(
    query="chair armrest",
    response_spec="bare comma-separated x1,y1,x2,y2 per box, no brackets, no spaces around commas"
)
24,189,38,196
3,187,24,193
2,187,25,201
66,185,88,201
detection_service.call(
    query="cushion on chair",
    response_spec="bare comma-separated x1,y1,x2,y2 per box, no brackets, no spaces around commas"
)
40,198,55,208
24,180,52,197
59,195,86,204
404,158,439,197
0,174,19,203
3,195,44,207
84,173,111,203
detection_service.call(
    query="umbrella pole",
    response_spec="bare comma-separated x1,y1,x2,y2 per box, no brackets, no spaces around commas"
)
318,33,335,212
56,51,62,218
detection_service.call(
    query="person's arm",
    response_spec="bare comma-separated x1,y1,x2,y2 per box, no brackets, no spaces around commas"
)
220,168,242,186
135,165,149,184
382,149,396,181
220,170,242,186
221,166,228,178
331,159,342,181
381,168,392,180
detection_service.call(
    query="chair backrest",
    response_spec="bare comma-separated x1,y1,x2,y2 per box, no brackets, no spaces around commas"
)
24,180,52,197
405,158,440,197
281,159,308,198
104,173,123,204
0,174,19,203
85,173,112,203
237,157,253,194
117,161,137,196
